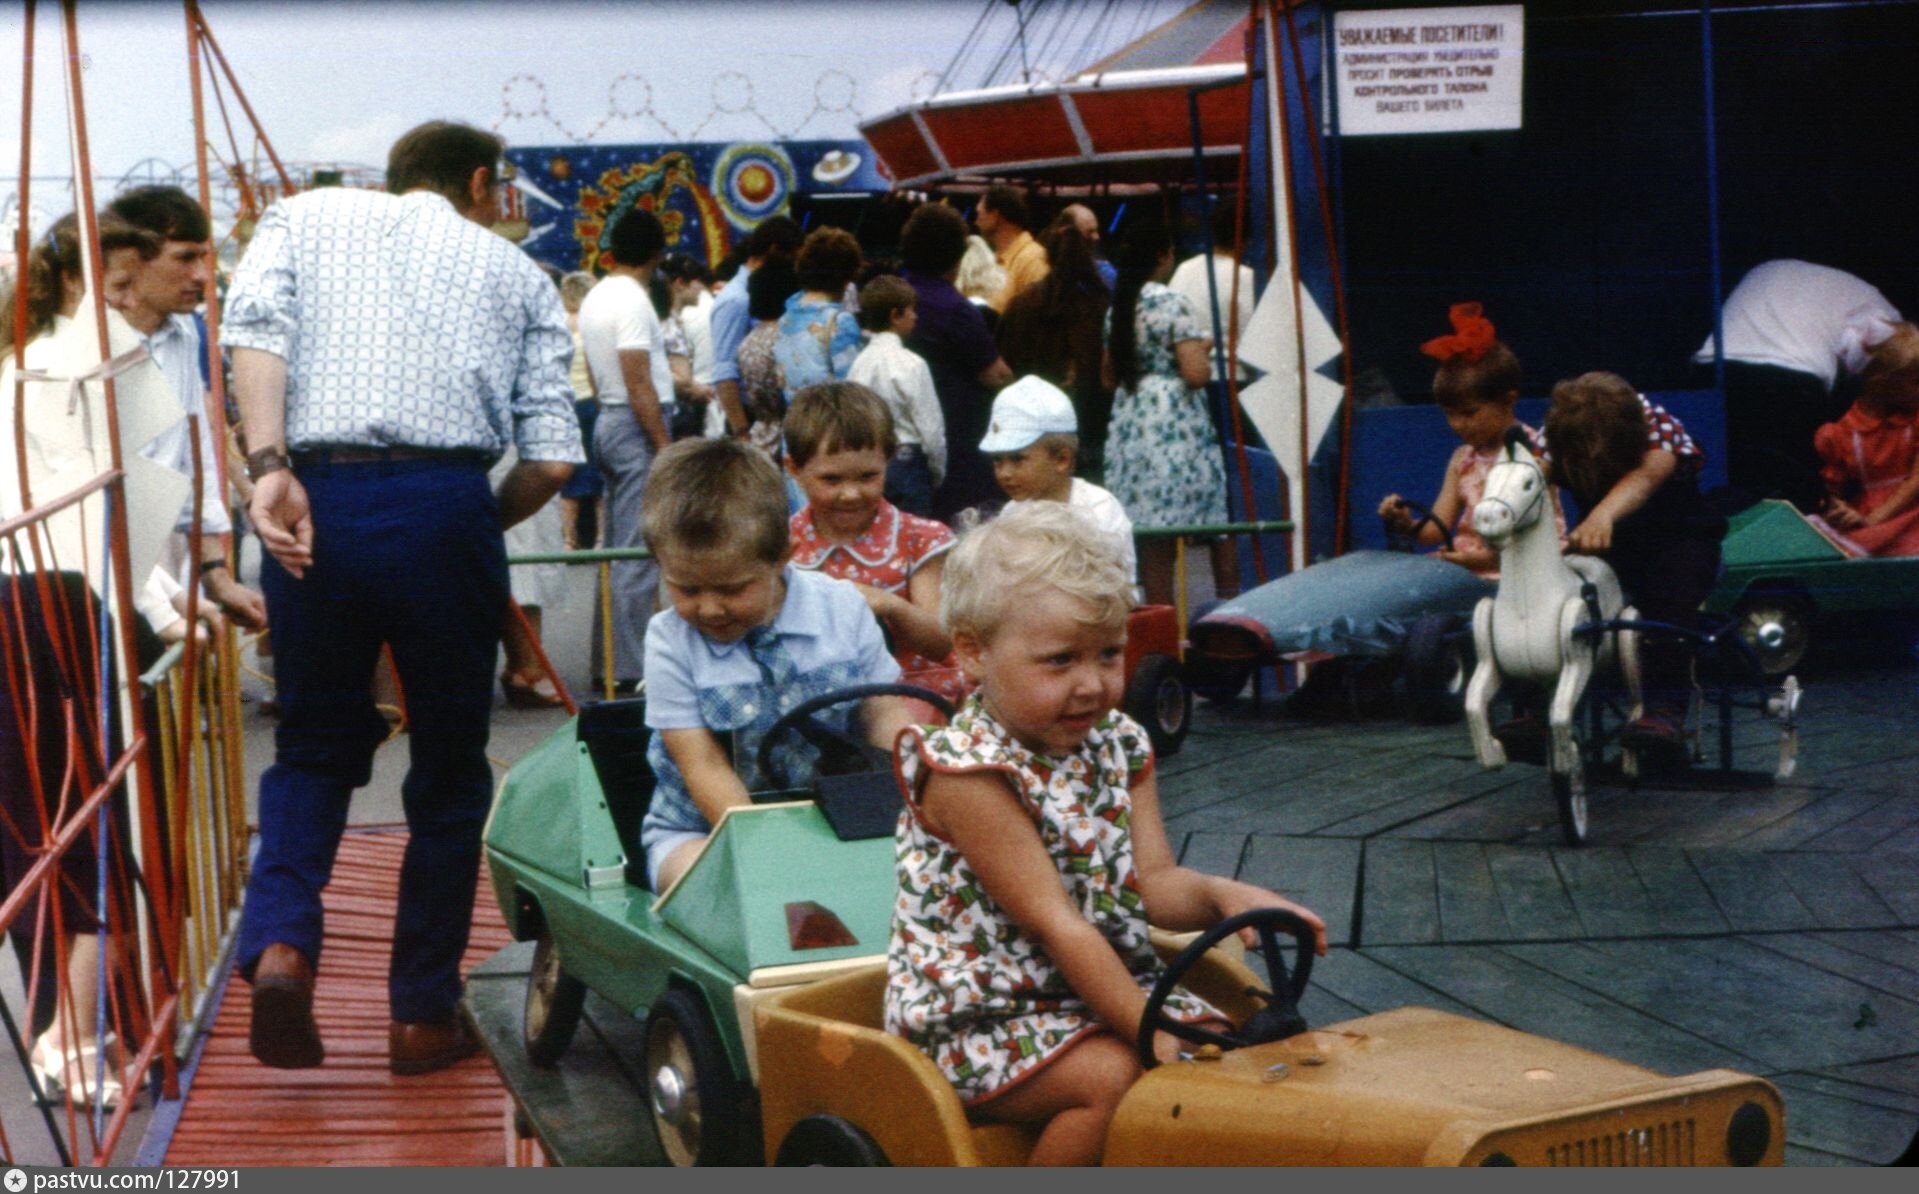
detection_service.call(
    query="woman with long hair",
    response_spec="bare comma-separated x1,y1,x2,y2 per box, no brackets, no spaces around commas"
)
1101,221,1231,605
996,223,1112,472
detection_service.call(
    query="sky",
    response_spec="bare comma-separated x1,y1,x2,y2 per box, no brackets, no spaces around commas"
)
0,0,1190,228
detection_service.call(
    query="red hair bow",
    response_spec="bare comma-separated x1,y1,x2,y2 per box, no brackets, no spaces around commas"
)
1421,302,1497,363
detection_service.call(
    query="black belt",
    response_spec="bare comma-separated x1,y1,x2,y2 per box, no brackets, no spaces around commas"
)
292,446,492,466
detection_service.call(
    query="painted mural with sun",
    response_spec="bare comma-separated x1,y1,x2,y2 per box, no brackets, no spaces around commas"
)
507,140,886,274
712,142,796,229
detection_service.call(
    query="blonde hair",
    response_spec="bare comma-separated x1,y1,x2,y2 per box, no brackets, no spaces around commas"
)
942,502,1132,641
559,270,594,313
955,235,1006,303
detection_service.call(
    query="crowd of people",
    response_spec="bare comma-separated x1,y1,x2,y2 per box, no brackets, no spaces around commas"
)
13,113,1909,1165
0,121,1263,1106
555,182,1255,704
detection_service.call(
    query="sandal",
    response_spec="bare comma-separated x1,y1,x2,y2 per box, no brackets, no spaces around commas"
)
31,1032,125,1110
501,671,565,709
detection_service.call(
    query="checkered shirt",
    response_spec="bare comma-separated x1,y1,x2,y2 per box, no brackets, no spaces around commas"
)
1541,394,1703,472
222,188,582,463
640,568,901,842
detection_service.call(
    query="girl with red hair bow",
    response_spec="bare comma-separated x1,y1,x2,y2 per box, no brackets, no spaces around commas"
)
1378,303,1564,576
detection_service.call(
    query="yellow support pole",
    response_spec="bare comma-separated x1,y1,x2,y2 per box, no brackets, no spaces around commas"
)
599,560,616,700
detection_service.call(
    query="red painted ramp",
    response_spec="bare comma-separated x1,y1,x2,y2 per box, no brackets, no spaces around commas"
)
164,829,514,1166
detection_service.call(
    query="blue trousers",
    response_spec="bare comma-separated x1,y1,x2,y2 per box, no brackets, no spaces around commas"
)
237,457,507,1023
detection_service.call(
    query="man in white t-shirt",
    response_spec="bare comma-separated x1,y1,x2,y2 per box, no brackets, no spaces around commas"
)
578,208,675,692
981,375,1140,598
1694,259,1901,507
1169,202,1257,384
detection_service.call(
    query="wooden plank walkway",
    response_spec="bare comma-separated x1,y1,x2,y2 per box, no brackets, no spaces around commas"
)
145,661,1917,1166
1164,660,1919,1165
162,830,513,1166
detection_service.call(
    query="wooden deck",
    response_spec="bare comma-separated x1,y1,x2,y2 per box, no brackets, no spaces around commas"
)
1163,661,1919,1166
160,830,514,1166
144,656,1918,1166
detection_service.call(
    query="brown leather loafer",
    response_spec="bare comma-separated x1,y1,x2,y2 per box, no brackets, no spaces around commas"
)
389,1014,480,1076
249,943,324,1069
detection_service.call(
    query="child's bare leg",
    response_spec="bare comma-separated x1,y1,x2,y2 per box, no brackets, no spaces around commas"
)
502,605,543,681
970,1033,1140,1166
651,835,708,892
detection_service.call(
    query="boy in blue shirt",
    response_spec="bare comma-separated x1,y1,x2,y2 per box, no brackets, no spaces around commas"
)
639,437,913,890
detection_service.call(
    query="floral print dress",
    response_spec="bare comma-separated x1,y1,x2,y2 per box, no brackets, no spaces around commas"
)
1102,282,1229,528
885,697,1224,1105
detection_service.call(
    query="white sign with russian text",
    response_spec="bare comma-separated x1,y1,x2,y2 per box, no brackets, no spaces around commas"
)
1333,5,1524,136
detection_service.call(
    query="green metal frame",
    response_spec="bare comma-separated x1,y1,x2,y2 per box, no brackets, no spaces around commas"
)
483,717,898,1086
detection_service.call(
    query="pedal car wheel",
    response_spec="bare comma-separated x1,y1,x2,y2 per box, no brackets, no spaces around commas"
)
645,988,752,1166
522,931,586,1067
775,1114,891,1166
1552,763,1589,847
1125,654,1191,757
1733,593,1810,677
1402,613,1471,724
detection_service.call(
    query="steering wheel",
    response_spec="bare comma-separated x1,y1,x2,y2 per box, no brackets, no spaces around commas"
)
753,682,956,792
1137,908,1316,1069
1383,497,1455,553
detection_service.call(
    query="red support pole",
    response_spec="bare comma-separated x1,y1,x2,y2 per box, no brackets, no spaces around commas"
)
1265,0,1313,565
189,5,293,190
1279,0,1358,557
61,0,183,1114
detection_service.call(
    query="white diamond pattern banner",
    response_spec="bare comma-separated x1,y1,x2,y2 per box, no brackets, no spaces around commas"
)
1239,7,1348,572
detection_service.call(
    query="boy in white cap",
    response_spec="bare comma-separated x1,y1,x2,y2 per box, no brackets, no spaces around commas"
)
982,375,1140,594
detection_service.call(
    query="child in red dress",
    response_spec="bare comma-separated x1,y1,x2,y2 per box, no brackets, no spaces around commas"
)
1815,322,1919,558
785,381,965,699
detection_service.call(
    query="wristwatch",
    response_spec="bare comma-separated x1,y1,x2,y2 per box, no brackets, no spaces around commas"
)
245,446,292,482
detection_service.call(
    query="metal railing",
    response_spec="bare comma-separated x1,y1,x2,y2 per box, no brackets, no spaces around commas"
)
510,518,1296,698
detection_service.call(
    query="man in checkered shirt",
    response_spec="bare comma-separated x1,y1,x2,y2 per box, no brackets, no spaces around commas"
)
223,121,582,1076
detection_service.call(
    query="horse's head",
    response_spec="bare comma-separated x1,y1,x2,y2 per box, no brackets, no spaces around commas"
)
1472,426,1548,550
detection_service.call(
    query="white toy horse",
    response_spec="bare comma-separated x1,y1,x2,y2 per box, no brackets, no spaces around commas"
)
1464,429,1642,836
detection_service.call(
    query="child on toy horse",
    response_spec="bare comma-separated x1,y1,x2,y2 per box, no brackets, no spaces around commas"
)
1542,372,1726,750
1814,321,1919,558
1380,303,1564,578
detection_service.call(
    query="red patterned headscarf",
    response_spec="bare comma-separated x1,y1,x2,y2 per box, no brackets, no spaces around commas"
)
1421,302,1497,363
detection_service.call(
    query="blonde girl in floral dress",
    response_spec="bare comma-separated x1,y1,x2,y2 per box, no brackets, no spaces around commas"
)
885,503,1326,1166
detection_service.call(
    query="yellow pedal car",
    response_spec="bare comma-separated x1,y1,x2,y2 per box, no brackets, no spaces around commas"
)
753,909,1783,1167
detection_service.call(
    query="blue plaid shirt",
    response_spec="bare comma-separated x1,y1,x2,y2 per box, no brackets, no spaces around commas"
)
223,188,582,464
640,567,901,844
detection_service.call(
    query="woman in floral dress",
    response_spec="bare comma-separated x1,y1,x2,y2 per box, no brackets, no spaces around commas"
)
773,227,865,406
1102,222,1231,605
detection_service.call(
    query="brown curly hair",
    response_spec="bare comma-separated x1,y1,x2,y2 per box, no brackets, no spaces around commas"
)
1544,372,1647,507
795,226,862,295
1433,342,1522,411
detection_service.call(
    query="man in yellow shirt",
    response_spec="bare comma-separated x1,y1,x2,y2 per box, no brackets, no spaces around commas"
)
976,184,1048,313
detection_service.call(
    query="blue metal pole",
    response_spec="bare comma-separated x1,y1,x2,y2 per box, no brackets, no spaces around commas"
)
1702,1,1726,389
1187,87,1232,393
